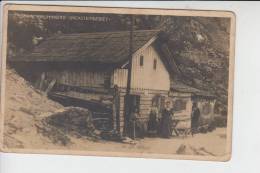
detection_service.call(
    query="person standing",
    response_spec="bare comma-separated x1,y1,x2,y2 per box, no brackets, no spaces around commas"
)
160,100,173,138
191,102,201,136
129,107,145,139
147,104,159,136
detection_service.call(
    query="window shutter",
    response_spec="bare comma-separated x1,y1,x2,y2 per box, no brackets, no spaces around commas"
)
140,55,144,66
153,59,157,70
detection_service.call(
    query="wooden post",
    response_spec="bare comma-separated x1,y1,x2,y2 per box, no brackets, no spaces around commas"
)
124,15,135,136
126,15,134,95
45,79,56,94
113,85,120,133
39,72,46,90
133,119,136,140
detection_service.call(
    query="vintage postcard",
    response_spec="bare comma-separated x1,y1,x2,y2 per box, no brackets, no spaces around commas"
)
0,4,235,161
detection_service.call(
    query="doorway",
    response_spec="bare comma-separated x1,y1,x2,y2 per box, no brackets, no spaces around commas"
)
123,94,140,135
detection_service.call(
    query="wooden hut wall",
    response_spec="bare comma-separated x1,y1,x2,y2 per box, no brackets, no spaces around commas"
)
111,45,171,91
171,96,193,129
10,62,113,89
171,97,192,118
138,90,168,125
46,70,110,88
118,88,168,132
131,45,170,91
111,69,128,88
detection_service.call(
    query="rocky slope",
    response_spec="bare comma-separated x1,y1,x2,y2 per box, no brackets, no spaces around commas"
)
161,17,230,114
3,68,64,148
3,68,97,149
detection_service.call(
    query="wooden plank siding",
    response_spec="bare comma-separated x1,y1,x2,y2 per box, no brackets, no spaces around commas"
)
111,69,128,88
111,44,171,91
170,96,193,129
46,70,110,88
109,45,172,132
117,88,168,132
41,44,172,133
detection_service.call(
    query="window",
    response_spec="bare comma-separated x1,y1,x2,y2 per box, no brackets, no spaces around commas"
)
202,102,211,115
140,55,144,66
153,59,157,70
173,99,187,111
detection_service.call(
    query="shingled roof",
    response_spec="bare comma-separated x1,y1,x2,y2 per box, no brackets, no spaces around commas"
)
10,29,214,97
10,30,160,64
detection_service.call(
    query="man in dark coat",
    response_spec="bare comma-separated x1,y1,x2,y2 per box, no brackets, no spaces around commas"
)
160,101,173,138
147,106,159,136
191,102,201,136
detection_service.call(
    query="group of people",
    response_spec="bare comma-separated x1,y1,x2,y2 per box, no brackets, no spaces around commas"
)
128,100,201,139
147,100,174,138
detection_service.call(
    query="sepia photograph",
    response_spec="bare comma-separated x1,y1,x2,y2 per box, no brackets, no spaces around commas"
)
0,4,235,161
